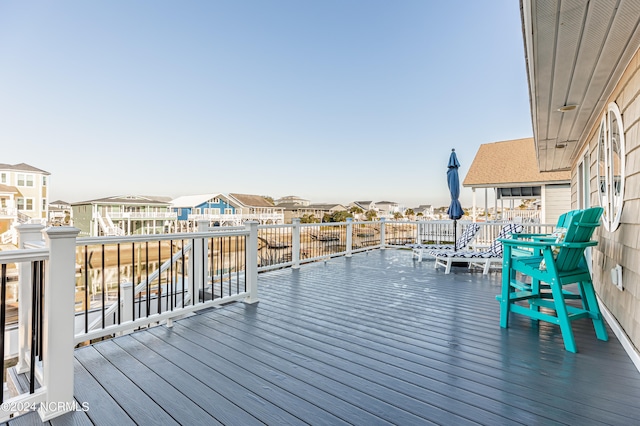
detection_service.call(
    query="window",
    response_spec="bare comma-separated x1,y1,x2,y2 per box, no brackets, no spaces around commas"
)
0,173,5,184
43,198,47,211
43,176,47,186
597,102,625,231
17,174,34,187
17,198,33,210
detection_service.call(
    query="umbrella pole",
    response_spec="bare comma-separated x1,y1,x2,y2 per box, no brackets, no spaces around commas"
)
453,219,457,250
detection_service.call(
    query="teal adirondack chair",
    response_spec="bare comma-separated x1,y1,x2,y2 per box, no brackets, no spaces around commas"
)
497,207,608,353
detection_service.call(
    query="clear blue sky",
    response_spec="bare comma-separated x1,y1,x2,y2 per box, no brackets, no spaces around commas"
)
0,0,532,208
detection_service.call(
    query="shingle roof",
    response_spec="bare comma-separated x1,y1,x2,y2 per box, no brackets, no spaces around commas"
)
0,163,50,174
72,195,172,205
229,193,274,207
0,184,19,194
462,138,570,187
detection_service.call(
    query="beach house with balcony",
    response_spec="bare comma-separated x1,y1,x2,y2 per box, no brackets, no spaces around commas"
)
0,163,49,243
228,193,284,224
463,138,571,224
71,195,176,237
521,0,640,361
170,193,240,230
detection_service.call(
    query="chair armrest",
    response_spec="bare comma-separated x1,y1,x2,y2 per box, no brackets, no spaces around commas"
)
499,238,553,248
513,233,551,239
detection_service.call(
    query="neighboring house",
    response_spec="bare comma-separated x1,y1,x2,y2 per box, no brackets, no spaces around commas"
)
375,201,402,219
350,201,376,212
274,195,310,207
295,203,347,222
521,2,640,359
71,195,176,237
228,193,284,224
0,163,49,223
170,193,240,230
48,200,72,226
348,201,377,220
409,205,435,220
463,138,571,224
0,163,50,244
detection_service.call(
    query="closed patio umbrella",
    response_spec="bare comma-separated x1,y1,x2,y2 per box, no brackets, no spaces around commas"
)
447,149,463,249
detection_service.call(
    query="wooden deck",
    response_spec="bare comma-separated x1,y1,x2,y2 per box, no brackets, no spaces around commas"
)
7,249,640,425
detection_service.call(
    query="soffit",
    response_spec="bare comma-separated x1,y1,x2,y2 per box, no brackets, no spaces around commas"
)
522,0,640,171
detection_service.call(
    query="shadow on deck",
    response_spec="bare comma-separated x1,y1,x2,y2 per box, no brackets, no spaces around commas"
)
10,250,640,425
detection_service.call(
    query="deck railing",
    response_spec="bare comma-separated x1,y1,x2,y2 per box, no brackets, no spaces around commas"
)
0,218,548,421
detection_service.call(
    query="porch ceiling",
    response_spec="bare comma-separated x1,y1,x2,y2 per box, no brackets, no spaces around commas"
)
522,0,640,171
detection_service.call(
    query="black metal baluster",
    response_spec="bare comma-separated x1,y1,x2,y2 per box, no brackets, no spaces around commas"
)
37,261,44,362
0,264,6,403
132,242,137,321
29,261,38,394
145,242,150,317
157,241,162,315
170,239,174,311
84,246,89,333
181,239,185,308
101,244,105,329
117,243,121,325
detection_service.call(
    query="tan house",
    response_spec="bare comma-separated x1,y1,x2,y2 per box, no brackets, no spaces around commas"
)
463,138,571,224
228,193,284,224
521,0,640,365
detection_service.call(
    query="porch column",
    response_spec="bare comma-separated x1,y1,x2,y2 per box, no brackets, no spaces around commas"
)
472,188,477,223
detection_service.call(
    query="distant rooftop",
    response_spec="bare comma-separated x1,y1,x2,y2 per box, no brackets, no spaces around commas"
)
0,163,50,175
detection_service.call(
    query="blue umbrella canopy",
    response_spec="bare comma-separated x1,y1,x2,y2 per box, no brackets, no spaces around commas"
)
447,149,463,220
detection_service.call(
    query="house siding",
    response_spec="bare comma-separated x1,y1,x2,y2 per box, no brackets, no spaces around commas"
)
543,184,570,224
574,47,640,349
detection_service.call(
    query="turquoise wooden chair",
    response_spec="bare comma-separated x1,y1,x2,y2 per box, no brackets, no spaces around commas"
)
497,207,608,353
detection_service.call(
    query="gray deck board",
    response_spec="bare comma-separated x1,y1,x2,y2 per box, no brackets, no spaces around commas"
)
15,249,640,425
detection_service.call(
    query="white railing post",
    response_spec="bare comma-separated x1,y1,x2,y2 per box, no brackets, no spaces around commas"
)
417,221,423,245
380,218,386,250
292,219,301,269
38,226,80,421
15,224,45,373
345,218,353,257
244,221,259,304
119,282,134,335
189,220,209,304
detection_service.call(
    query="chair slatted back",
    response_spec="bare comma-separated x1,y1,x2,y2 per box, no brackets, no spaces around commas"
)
488,223,524,256
554,207,603,272
457,223,480,248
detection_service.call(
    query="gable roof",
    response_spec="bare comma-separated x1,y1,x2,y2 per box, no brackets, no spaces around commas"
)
170,194,223,208
0,163,50,175
229,193,274,208
462,138,570,188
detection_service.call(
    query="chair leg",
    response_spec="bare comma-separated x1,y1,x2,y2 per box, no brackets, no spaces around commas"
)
483,260,491,274
445,258,452,274
578,280,609,341
549,279,577,353
530,277,540,324
500,259,512,328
